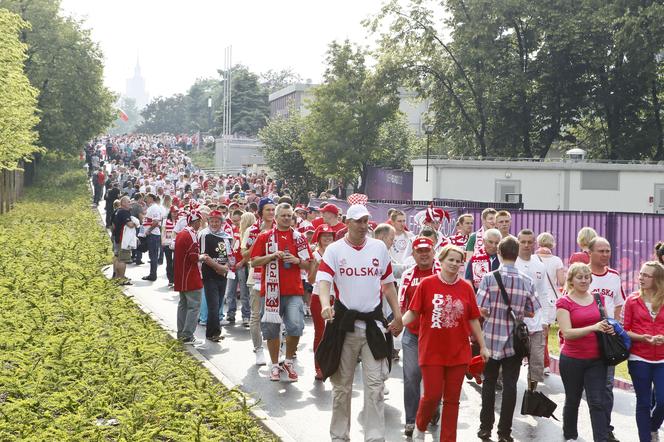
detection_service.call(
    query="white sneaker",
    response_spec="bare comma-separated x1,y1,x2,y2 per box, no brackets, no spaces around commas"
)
412,426,425,441
219,319,230,326
652,431,660,442
183,338,205,346
255,349,266,366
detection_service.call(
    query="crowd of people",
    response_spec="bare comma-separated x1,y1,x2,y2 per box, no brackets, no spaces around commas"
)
89,135,664,442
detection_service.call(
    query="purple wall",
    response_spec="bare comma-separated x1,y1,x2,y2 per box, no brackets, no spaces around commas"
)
312,197,664,293
364,167,413,200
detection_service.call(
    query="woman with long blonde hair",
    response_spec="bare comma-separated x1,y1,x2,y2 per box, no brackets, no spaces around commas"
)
623,261,664,441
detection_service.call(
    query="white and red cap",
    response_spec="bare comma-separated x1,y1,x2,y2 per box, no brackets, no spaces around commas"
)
346,204,371,220
294,204,308,214
412,237,434,250
424,205,450,224
187,210,202,224
208,210,224,219
347,193,368,206
312,224,334,243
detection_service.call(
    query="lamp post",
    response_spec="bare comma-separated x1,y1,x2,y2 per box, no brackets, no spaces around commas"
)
424,124,434,182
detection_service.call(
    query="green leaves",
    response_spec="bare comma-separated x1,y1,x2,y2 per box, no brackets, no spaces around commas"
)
1,0,116,157
0,158,275,441
0,10,42,171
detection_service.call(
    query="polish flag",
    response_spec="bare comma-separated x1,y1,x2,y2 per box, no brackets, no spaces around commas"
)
118,109,129,122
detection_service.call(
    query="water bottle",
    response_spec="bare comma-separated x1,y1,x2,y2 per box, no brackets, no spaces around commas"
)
283,250,292,269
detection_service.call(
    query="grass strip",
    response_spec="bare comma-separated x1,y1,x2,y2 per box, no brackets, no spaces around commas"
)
0,158,275,441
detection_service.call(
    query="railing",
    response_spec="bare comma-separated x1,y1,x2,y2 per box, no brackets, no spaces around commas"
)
414,155,664,165
369,198,524,210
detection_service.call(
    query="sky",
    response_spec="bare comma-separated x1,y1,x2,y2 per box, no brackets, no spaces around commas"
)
60,0,387,99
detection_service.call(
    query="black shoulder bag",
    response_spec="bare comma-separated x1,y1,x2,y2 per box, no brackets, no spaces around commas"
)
592,293,629,366
493,271,530,359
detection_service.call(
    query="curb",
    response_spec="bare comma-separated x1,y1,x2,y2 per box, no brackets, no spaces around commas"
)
92,195,295,442
548,355,633,391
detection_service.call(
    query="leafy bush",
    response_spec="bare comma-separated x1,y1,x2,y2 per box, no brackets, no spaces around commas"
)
0,159,274,441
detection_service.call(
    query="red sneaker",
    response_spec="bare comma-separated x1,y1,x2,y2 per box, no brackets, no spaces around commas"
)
281,361,298,382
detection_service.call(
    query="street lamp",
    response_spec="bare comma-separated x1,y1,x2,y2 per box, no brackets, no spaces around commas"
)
424,124,434,182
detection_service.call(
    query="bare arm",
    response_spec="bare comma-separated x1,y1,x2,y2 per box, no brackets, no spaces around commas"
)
251,251,281,268
556,308,608,340
402,309,418,326
383,282,403,336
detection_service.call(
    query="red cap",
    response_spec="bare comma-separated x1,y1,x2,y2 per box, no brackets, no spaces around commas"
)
208,210,224,219
468,355,485,384
320,204,339,216
312,224,335,243
299,224,315,234
413,237,434,250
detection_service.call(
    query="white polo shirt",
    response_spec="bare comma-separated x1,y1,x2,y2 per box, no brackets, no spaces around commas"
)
590,268,625,319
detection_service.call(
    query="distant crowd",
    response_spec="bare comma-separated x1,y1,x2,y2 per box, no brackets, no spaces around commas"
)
88,135,664,442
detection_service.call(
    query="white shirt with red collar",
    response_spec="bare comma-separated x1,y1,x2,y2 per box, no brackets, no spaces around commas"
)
316,236,395,329
590,267,626,319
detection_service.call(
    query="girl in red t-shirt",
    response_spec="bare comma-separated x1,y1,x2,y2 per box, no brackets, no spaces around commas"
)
403,245,489,441
308,224,335,380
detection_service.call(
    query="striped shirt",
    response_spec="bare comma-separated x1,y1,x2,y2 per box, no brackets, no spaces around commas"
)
476,264,540,360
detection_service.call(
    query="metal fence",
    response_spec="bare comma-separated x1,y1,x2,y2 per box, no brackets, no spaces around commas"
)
312,197,663,293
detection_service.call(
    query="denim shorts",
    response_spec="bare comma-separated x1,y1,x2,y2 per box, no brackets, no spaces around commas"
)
259,295,305,339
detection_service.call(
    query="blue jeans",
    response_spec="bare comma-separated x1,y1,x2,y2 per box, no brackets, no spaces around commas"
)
225,266,250,320
146,234,161,278
259,295,305,339
402,328,421,424
559,354,608,441
203,278,227,339
629,360,664,442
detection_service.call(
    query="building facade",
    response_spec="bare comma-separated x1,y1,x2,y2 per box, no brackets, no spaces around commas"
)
125,58,149,110
412,157,664,213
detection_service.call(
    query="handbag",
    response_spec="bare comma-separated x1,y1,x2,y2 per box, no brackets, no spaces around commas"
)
521,389,558,420
592,293,629,366
493,271,530,359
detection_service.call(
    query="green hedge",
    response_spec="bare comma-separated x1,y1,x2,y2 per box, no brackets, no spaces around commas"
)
0,159,274,441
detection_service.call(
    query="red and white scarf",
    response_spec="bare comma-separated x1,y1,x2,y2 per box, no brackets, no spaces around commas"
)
473,227,485,254
470,248,491,287
398,260,441,312
262,228,310,324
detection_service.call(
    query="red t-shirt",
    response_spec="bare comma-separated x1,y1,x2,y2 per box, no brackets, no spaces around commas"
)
408,275,480,366
568,251,590,265
556,295,601,359
402,266,439,335
251,228,312,296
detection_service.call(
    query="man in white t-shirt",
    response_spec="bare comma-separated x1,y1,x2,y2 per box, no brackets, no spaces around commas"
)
514,229,550,391
317,204,403,442
143,193,163,282
589,236,625,442
389,210,415,265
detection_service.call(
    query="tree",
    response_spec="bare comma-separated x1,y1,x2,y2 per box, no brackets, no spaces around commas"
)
258,108,325,202
0,9,42,170
108,96,142,136
186,78,221,133
1,0,116,156
136,95,189,134
372,115,425,170
369,0,664,160
299,40,400,192
215,65,269,137
260,68,303,94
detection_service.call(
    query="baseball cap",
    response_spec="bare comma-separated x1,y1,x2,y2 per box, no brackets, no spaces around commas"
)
346,204,371,221
413,237,434,250
312,224,334,243
307,206,319,213
320,204,339,216
208,210,224,219
294,205,307,213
